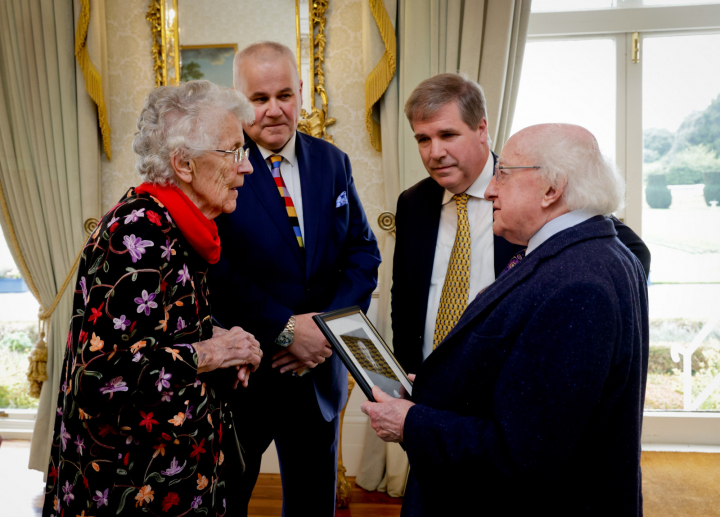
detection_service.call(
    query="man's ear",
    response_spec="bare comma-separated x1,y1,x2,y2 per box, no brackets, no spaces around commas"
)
477,118,489,143
541,178,566,209
171,153,193,185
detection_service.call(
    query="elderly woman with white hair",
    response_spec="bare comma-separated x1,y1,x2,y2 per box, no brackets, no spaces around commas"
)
42,80,261,517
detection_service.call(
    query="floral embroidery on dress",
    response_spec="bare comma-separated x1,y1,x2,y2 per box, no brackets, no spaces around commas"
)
123,234,154,263
42,188,232,517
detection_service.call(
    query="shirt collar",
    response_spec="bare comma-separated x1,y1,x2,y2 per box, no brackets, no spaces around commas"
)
256,131,298,169
526,208,600,255
441,151,494,205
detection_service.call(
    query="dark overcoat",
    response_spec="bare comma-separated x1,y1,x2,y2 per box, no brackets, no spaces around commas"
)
401,216,649,516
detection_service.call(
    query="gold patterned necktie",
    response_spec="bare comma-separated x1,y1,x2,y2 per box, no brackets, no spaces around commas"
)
433,193,471,349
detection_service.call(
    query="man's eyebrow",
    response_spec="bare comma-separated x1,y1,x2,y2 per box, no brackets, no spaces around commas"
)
249,87,294,98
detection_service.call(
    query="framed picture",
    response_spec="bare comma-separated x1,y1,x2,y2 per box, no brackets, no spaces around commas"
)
313,307,413,402
180,44,238,88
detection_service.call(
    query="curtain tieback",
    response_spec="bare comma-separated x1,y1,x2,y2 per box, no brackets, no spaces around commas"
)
26,244,84,398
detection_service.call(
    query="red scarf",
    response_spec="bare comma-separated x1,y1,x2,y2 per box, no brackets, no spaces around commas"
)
134,182,221,264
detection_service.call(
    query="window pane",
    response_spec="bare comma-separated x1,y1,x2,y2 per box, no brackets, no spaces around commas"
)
0,226,39,410
642,33,720,411
532,0,720,11
532,0,614,12
642,0,720,5
511,39,616,161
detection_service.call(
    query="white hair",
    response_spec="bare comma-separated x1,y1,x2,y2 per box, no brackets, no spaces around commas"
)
233,41,299,91
518,124,625,215
132,80,254,185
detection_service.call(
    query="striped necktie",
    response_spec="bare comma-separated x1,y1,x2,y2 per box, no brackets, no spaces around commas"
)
433,193,471,349
269,155,304,249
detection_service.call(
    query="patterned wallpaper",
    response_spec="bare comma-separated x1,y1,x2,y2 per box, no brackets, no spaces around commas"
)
101,0,156,210
100,0,386,243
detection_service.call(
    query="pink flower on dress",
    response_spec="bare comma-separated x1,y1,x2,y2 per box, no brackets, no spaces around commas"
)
59,421,71,451
155,368,172,391
123,234,154,263
123,208,145,224
113,314,130,331
79,277,88,305
177,264,191,286
100,377,128,398
134,290,158,316
62,480,74,505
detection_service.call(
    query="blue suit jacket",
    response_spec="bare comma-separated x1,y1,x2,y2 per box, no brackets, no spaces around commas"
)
208,131,381,421
401,216,649,516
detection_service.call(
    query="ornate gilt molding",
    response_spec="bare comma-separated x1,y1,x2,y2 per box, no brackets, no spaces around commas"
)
336,373,356,508
147,0,180,87
297,0,336,145
378,211,396,238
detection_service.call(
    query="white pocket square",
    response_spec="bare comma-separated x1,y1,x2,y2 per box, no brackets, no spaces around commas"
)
336,191,348,208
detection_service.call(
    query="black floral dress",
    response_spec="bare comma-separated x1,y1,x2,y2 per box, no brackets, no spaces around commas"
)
43,188,235,517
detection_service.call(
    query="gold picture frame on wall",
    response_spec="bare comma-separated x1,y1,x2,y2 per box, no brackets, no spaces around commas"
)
147,0,335,145
179,44,238,88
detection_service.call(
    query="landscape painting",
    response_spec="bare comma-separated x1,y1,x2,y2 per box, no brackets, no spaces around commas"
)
180,44,238,88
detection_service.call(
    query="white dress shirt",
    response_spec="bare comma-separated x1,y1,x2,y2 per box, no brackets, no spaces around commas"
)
256,132,305,239
422,154,496,360
526,208,599,256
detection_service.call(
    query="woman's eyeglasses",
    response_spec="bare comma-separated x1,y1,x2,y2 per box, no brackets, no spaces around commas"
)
213,147,251,165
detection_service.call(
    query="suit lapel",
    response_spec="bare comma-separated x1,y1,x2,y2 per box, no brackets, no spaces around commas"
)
435,216,615,354
415,182,445,323
245,138,305,267
295,133,325,277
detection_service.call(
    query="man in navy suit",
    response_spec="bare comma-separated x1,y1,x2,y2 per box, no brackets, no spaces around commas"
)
363,124,649,516
391,73,650,375
208,42,381,516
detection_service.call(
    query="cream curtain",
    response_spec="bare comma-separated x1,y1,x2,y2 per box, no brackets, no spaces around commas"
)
0,0,104,473
358,0,531,497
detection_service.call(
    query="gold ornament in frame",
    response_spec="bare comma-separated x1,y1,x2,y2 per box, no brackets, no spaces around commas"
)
147,0,335,145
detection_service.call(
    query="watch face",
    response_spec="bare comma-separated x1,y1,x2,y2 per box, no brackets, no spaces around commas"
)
276,332,293,348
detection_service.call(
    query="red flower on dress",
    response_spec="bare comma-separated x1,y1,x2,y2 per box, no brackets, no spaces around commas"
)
162,492,180,512
161,432,172,441
190,438,206,459
88,302,105,325
139,411,159,432
217,423,223,444
98,423,117,437
124,452,130,466
78,330,88,344
109,222,119,233
147,210,162,226
83,476,89,489
48,465,59,482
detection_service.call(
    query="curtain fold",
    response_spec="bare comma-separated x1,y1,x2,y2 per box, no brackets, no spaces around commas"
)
0,0,104,473
358,0,532,496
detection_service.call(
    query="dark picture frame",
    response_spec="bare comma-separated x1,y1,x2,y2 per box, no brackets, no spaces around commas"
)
313,307,412,402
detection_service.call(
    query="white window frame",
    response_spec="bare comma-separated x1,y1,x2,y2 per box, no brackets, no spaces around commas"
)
528,3,720,450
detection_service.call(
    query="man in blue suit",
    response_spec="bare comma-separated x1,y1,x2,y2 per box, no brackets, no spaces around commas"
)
362,124,649,516
208,42,381,516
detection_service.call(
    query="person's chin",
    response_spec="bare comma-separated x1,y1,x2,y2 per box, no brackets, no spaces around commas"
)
223,200,237,214
431,170,459,190
261,126,291,146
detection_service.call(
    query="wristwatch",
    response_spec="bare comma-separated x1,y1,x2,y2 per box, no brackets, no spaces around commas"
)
275,315,296,348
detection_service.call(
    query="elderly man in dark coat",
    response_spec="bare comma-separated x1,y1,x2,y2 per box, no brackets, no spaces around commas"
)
362,123,649,516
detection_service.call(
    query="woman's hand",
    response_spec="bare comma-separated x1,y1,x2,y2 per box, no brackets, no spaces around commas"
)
195,326,262,380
